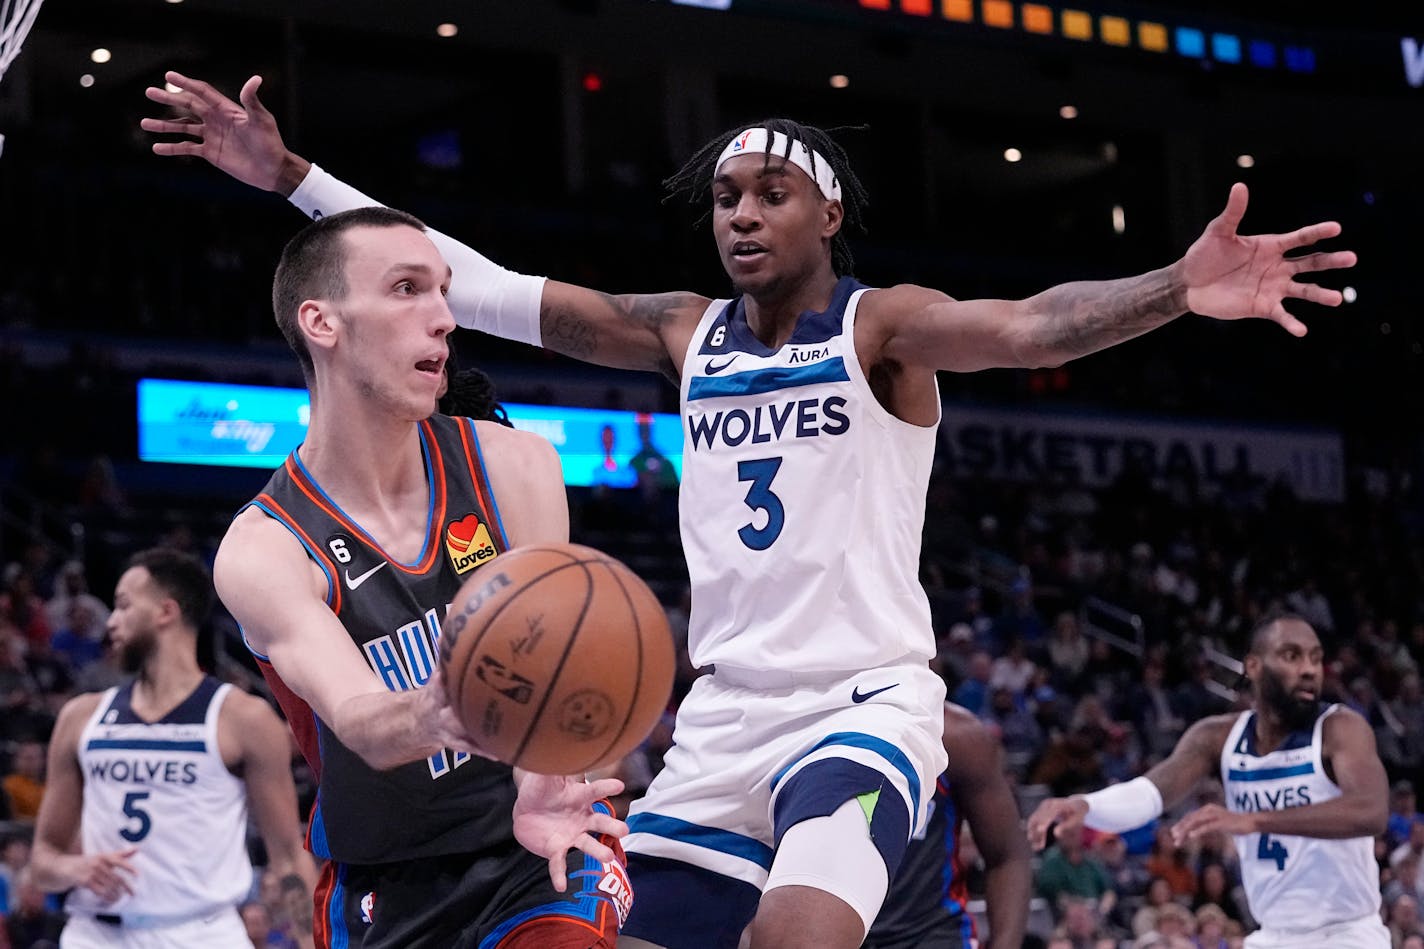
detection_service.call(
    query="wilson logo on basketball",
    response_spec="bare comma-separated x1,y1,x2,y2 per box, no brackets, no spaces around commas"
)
445,514,498,575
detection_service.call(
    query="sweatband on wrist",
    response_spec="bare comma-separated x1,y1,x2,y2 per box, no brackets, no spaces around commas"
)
1082,777,1163,833
288,164,547,348
714,128,842,202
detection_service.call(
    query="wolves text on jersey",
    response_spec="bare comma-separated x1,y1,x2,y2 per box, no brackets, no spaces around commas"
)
686,395,850,451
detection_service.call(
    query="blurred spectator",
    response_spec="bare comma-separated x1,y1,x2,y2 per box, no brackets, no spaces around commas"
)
953,651,993,717
1,740,46,822
1193,902,1231,949
1390,675,1424,786
0,831,30,913
1032,725,1106,798
48,599,107,671
1128,657,1187,762
1145,825,1197,900
981,683,1045,780
1192,861,1250,928
1047,610,1091,692
240,898,295,948
4,868,64,948
1054,895,1113,949
1390,781,1424,851
989,636,1037,699
1037,822,1117,922
1284,577,1335,636
43,561,109,635
0,566,51,651
1390,892,1424,948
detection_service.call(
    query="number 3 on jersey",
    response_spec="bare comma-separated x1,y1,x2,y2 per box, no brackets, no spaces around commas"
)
737,457,784,550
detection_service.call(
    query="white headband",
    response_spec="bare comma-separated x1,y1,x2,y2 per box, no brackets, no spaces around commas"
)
713,128,842,203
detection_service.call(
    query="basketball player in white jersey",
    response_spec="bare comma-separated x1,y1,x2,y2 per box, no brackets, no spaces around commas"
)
140,72,1356,949
30,547,318,949
1026,612,1390,948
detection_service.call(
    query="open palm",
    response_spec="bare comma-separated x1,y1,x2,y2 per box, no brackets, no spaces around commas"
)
512,773,629,891
1180,183,1357,337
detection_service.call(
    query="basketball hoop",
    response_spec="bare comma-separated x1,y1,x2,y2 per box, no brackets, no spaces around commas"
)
0,0,46,156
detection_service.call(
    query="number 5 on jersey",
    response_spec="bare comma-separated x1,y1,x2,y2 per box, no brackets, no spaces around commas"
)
737,457,784,550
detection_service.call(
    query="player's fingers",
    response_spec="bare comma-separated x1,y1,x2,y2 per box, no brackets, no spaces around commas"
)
164,70,227,107
586,814,629,840
1272,307,1309,338
151,141,207,158
239,75,270,117
547,850,568,893
1293,248,1356,274
1282,219,1343,251
572,833,618,865
140,117,202,135
1287,280,1344,308
1213,182,1249,234
581,778,625,802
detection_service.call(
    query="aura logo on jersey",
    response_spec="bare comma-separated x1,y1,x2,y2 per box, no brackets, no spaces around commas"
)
686,395,850,451
445,513,498,574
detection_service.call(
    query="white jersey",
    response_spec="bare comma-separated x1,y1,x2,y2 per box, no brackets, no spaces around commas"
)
66,677,254,921
1220,703,1380,934
678,277,938,675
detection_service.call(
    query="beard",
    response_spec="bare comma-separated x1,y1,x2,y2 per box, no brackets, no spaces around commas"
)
118,631,156,674
1257,666,1319,730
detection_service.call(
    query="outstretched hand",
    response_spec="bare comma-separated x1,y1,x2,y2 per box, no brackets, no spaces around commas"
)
140,71,307,196
513,772,629,892
1179,182,1357,337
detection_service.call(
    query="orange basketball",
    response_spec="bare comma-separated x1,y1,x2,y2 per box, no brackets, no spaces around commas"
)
440,542,676,775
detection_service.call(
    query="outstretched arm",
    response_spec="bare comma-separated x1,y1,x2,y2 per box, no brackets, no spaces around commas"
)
1025,715,1230,850
141,71,706,377
878,183,1357,374
1171,708,1387,844
943,706,1031,949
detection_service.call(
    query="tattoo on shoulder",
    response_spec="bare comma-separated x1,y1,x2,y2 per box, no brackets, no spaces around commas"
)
624,292,703,330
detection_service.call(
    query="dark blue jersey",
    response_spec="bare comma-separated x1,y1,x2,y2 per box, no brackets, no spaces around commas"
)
244,414,515,864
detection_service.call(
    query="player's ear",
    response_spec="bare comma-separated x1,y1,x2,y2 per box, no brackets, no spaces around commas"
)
1242,652,1261,682
300,299,338,355
822,198,843,240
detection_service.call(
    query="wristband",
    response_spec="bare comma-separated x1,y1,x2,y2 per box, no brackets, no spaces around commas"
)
288,165,546,348
1082,776,1164,833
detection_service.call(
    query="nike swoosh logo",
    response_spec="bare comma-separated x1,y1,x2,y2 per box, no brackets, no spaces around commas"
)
344,562,387,591
851,683,899,703
704,356,739,375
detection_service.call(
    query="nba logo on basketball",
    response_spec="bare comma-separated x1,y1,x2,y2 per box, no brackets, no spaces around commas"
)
445,514,498,575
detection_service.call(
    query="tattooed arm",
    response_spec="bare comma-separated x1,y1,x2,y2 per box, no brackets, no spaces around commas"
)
539,283,710,380
875,183,1356,374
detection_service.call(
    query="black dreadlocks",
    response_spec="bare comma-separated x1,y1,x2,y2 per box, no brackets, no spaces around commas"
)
439,361,513,428
662,118,870,278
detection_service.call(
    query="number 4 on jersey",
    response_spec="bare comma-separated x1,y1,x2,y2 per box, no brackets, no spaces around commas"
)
1257,833,1288,871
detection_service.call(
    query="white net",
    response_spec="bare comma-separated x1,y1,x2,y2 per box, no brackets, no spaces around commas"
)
0,0,43,78
0,0,44,155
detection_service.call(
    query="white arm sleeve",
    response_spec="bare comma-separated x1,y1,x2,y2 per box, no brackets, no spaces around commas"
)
288,164,547,347
1082,776,1164,833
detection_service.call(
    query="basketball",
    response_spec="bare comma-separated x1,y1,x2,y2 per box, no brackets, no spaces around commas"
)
440,542,676,775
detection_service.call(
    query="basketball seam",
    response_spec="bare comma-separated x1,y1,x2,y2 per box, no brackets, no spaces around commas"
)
512,560,598,769
575,561,647,773
445,546,593,751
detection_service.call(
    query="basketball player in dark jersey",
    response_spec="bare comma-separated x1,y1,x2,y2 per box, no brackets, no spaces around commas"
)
863,702,1031,949
212,208,631,948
